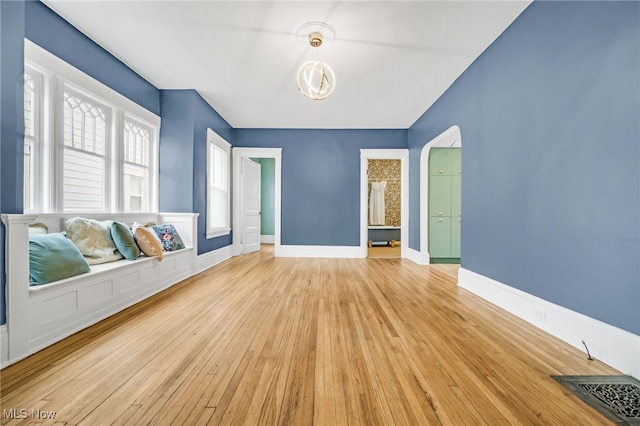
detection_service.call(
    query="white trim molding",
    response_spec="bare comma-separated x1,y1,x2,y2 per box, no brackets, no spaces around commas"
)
206,129,232,239
278,245,362,259
458,267,640,378
260,235,275,244
25,40,160,126
419,125,461,264
405,247,429,265
196,245,233,274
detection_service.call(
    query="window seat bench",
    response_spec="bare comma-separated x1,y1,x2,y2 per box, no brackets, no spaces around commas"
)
1,212,198,368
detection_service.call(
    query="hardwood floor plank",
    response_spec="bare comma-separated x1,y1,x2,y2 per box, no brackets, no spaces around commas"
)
1,246,620,425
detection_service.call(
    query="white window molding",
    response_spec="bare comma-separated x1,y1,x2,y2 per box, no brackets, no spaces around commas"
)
206,128,231,239
23,68,43,213
24,40,160,214
121,115,158,212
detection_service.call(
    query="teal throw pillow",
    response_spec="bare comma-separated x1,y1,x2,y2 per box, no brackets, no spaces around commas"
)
29,232,91,285
111,222,140,260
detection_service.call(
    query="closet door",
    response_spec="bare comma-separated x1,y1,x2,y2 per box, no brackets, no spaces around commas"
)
429,175,451,217
450,174,461,258
429,148,451,176
450,215,461,258
451,148,462,176
428,148,461,262
450,148,461,258
429,216,451,258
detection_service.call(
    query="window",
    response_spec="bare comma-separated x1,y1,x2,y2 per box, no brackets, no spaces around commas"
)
207,129,231,238
23,71,38,212
62,90,109,212
23,41,159,213
123,118,152,211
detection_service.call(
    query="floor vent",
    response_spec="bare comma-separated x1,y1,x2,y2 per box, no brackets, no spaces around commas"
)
553,375,640,425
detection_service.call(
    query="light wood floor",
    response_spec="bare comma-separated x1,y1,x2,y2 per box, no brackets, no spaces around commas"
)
367,245,401,258
1,245,618,425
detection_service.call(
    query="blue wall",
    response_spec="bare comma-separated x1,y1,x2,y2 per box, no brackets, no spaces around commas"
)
158,90,233,254
0,2,235,324
4,0,638,338
159,91,196,213
24,2,236,255
159,90,234,254
25,1,159,115
0,0,27,325
190,91,234,253
235,129,407,246
408,1,640,335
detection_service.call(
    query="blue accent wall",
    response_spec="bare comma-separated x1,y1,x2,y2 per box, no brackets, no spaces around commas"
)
0,2,236,324
0,0,26,325
159,91,196,213
408,1,640,334
191,91,234,253
159,90,234,254
25,1,159,115
235,129,407,246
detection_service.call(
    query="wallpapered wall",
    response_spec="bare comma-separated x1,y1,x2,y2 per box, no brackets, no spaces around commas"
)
368,159,401,227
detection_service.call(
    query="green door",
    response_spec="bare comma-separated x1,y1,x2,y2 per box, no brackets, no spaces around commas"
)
450,175,461,219
451,148,461,176
428,147,461,262
429,216,451,258
450,216,461,258
429,148,451,176
429,176,451,217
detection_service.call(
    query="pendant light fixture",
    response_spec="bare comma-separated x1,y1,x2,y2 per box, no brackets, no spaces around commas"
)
296,22,336,101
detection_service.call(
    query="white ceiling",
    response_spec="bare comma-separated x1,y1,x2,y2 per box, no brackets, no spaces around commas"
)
42,1,530,129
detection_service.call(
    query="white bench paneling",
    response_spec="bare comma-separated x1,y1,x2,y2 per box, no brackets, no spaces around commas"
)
1,212,199,368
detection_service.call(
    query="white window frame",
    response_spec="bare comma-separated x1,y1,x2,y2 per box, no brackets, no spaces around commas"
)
23,67,44,213
206,128,231,238
24,39,160,214
121,114,158,213
60,84,112,213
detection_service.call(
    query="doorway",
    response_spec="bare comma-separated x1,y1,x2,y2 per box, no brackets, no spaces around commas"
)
360,149,408,258
232,148,282,257
419,126,461,264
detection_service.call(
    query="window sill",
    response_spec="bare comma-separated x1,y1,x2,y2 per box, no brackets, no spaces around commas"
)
206,228,231,239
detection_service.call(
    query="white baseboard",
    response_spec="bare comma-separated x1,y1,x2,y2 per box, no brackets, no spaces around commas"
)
196,245,233,273
278,245,363,258
406,247,430,265
458,268,640,378
260,235,275,244
0,325,8,367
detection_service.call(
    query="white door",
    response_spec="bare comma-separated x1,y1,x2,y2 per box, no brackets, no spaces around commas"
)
241,158,261,254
